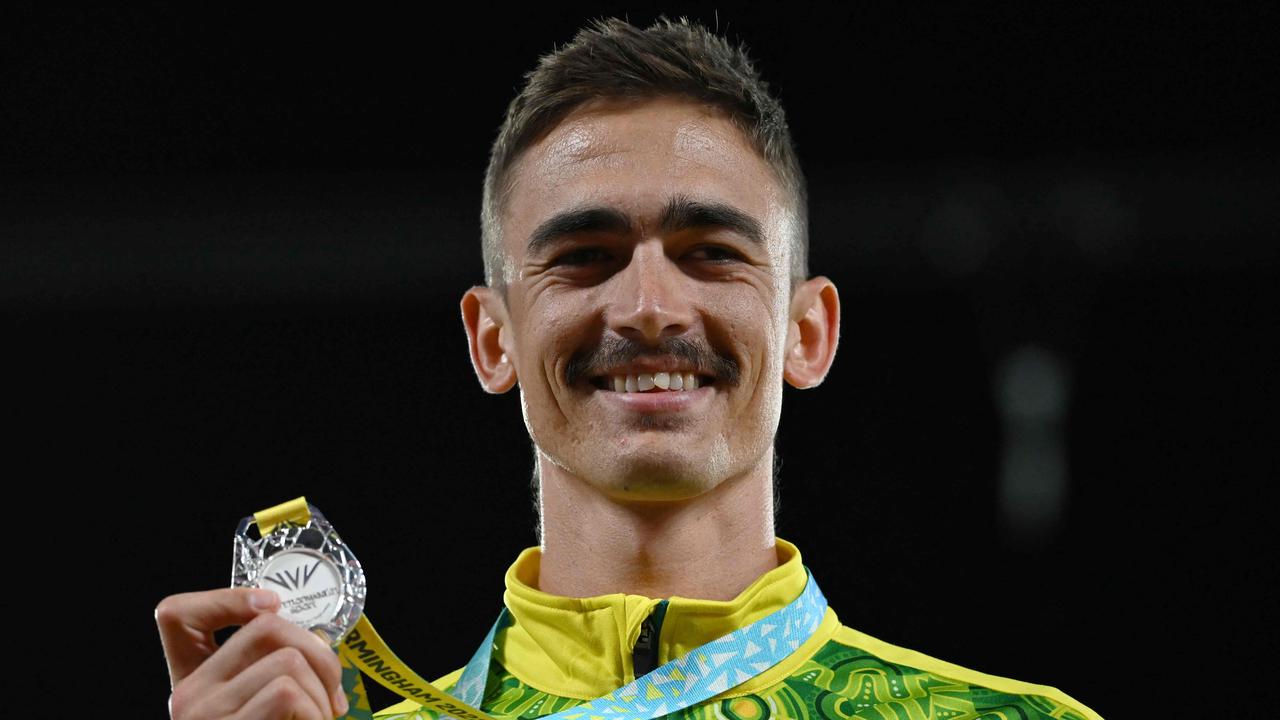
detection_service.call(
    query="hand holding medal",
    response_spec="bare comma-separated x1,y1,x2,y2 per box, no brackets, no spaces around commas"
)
153,497,353,720
229,497,497,720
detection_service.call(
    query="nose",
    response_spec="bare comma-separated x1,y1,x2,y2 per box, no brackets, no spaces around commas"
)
607,238,694,344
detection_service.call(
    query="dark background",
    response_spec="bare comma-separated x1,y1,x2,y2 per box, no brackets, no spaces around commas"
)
5,3,1277,717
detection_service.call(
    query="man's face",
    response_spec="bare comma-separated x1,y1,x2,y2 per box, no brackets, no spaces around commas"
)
491,95,802,501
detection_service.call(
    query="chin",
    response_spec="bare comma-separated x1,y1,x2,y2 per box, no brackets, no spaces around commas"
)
593,451,732,503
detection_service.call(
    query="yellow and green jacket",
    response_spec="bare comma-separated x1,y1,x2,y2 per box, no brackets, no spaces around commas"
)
361,538,1101,720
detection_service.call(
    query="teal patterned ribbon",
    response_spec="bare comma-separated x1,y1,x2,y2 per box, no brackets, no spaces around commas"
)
452,568,827,719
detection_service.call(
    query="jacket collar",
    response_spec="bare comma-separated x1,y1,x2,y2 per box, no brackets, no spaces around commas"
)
494,537,810,699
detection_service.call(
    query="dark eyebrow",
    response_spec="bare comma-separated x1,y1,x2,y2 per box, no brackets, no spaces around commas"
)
525,195,765,257
659,195,765,248
526,206,634,258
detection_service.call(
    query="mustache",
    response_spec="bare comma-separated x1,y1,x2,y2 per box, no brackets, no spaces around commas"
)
565,335,741,388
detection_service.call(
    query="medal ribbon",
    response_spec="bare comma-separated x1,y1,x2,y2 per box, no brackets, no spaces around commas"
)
250,499,827,720
449,568,827,720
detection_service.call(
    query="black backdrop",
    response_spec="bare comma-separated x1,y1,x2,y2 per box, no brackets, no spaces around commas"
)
5,3,1277,717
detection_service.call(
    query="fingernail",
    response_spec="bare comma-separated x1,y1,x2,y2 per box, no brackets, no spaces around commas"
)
334,690,349,716
249,589,278,609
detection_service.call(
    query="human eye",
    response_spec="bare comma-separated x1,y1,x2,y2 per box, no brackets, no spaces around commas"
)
551,247,611,266
686,245,743,263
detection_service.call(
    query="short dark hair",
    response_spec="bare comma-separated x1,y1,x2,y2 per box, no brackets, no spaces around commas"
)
481,15,809,298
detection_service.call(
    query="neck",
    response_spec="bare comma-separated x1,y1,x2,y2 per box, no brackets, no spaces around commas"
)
535,450,778,601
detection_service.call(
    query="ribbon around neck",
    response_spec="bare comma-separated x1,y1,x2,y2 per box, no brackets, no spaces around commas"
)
450,569,828,720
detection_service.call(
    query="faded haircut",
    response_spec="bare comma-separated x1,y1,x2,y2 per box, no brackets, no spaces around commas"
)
480,14,810,300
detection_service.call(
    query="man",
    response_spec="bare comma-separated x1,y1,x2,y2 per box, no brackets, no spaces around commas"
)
156,16,1101,720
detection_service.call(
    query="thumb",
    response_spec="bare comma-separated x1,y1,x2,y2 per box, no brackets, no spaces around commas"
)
155,587,280,687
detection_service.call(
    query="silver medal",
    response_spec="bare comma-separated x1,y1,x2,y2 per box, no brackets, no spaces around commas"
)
232,503,366,645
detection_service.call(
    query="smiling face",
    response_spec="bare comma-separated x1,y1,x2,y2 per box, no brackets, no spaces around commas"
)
462,94,837,504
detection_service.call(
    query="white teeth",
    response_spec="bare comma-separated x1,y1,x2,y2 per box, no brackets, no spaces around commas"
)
599,372,707,392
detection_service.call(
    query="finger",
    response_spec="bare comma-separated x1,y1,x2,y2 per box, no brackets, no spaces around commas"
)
194,612,344,711
229,675,325,720
213,646,335,719
156,587,280,687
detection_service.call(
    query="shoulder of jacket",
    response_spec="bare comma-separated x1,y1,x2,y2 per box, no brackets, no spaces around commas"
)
828,623,1103,720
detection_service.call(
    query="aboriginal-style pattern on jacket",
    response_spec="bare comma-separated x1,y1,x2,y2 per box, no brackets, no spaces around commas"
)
360,539,1098,720
373,638,1090,720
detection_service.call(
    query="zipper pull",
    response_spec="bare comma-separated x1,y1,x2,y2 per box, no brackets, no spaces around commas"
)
632,601,668,678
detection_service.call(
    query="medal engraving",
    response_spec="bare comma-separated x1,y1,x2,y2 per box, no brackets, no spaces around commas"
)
261,549,345,627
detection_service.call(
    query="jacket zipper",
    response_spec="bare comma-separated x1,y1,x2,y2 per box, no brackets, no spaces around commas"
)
632,600,669,678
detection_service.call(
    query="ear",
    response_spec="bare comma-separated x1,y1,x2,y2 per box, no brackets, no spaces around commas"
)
461,285,517,393
783,276,840,389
